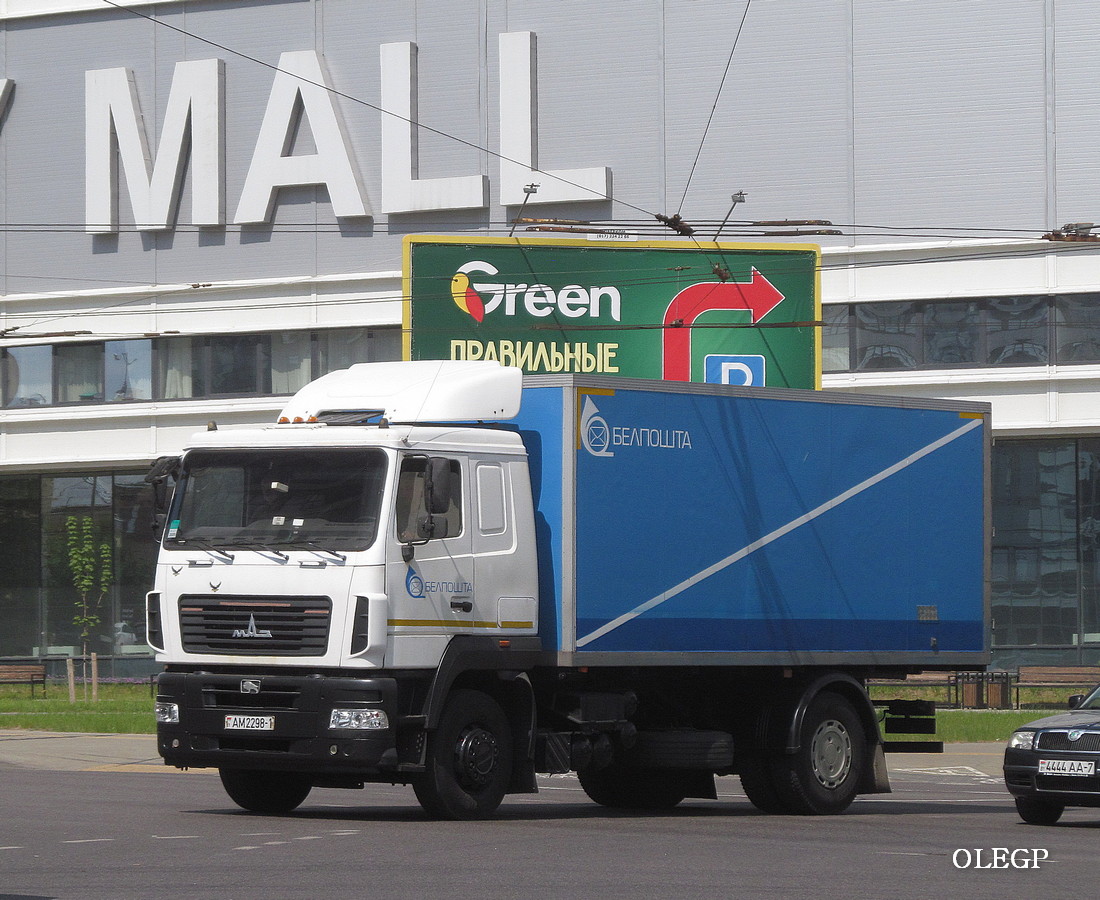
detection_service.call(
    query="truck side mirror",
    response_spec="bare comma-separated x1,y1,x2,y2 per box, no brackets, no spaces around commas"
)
416,513,450,541
425,457,452,516
144,455,181,537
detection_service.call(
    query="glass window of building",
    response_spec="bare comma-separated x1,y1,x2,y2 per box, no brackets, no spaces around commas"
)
1056,294,1100,364
105,340,152,401
41,475,114,657
155,336,200,399
821,304,850,373
3,345,53,406
924,301,983,367
1078,440,1100,645
55,344,105,403
854,302,920,370
986,296,1049,366
0,477,41,657
316,328,400,375
271,331,312,394
0,471,157,663
990,440,1100,667
208,334,271,396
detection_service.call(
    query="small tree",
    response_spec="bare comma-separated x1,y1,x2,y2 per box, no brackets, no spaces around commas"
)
67,515,113,679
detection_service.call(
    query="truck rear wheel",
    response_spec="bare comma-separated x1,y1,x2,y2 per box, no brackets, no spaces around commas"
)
219,769,312,814
738,754,787,814
413,689,513,820
578,763,688,810
768,692,865,815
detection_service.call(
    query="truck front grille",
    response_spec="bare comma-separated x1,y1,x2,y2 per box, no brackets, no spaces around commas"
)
178,595,331,656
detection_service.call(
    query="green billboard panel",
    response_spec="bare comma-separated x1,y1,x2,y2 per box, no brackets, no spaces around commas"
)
404,236,820,388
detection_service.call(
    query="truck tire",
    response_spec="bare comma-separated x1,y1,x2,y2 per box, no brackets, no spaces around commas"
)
219,769,312,814
1014,796,1064,825
578,762,688,810
738,754,787,814
768,692,865,815
413,689,513,820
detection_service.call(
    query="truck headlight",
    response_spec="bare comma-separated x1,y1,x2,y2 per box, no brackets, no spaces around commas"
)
155,702,180,724
329,708,388,730
1008,730,1036,750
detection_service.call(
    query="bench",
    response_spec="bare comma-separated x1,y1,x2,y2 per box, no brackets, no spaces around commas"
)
869,671,1017,708
1015,666,1100,707
0,664,47,697
867,671,955,706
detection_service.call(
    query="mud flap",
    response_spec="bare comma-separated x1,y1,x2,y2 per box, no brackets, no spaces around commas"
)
859,741,892,794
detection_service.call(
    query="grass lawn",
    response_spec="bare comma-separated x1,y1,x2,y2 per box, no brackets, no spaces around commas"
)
0,681,1071,743
0,681,155,734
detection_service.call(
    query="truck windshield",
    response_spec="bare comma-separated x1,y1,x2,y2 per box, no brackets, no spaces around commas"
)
165,448,387,552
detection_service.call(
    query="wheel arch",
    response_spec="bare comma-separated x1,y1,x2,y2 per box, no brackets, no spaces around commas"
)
785,672,889,795
785,673,879,753
418,636,539,792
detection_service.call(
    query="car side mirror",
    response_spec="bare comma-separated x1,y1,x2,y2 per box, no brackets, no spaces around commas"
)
1068,694,1085,709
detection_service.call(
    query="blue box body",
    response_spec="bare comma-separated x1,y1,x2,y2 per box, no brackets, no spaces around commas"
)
512,377,989,667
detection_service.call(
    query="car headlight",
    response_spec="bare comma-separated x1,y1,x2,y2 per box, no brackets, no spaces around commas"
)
329,708,389,730
1008,730,1037,750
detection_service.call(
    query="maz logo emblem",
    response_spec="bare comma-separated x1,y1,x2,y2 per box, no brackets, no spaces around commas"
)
240,679,261,694
232,614,273,639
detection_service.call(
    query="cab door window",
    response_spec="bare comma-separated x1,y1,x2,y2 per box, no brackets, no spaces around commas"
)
395,457,462,542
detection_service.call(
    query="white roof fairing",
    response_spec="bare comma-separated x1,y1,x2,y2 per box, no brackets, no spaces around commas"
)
277,360,523,425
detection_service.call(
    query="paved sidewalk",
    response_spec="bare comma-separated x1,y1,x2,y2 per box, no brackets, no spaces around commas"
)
0,729,1006,778
0,729,206,774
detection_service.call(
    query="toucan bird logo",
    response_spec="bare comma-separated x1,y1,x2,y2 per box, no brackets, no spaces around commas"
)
451,271,485,323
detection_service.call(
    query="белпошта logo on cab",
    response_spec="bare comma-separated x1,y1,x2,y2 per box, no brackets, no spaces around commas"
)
406,568,426,598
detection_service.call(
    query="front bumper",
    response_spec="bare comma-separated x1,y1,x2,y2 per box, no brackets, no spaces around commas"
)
1004,746,1100,808
156,670,404,775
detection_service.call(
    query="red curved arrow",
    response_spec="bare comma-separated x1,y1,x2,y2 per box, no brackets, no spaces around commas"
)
662,268,784,381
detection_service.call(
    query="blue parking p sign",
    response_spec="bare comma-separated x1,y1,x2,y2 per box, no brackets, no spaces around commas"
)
704,354,767,386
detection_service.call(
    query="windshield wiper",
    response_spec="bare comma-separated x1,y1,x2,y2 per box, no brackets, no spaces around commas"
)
284,540,347,562
176,540,235,562
227,537,290,560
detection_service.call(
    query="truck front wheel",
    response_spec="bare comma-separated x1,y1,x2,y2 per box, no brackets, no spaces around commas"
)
769,692,866,815
413,689,513,820
219,769,312,814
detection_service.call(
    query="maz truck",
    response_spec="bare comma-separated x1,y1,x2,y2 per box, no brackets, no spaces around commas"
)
147,360,990,819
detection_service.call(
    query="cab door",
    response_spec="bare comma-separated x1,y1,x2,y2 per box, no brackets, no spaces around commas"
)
386,454,476,640
471,458,537,637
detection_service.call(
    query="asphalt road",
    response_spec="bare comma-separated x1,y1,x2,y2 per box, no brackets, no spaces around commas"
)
0,732,1095,900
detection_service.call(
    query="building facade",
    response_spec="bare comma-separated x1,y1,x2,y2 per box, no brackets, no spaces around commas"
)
0,0,1097,669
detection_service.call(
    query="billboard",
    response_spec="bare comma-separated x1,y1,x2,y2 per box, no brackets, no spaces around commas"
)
404,236,820,388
